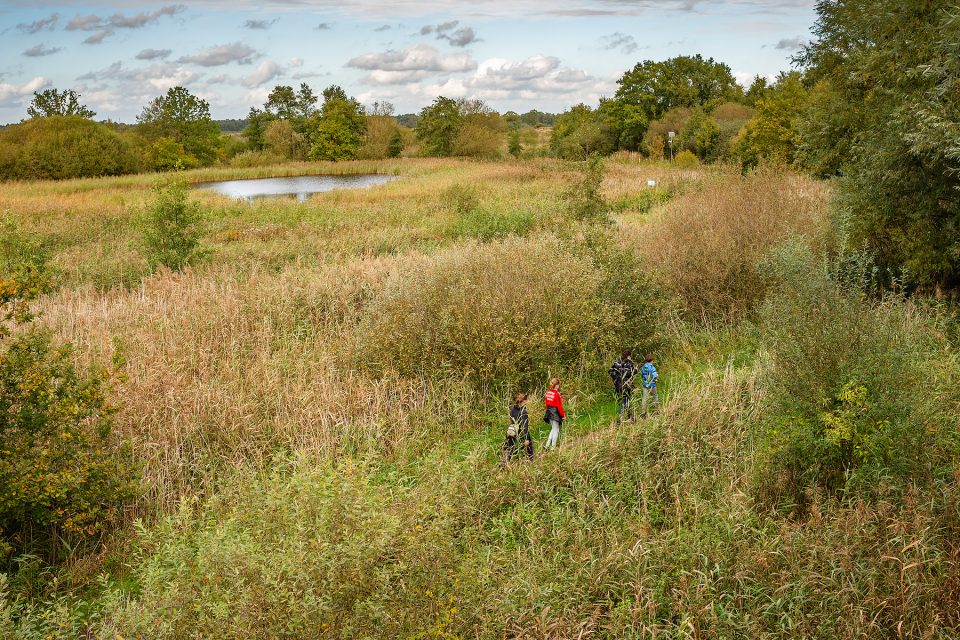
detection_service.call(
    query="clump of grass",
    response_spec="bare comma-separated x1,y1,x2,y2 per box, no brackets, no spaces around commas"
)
356,234,609,387
638,167,830,322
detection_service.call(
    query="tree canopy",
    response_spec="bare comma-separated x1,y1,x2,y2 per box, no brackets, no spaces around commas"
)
797,0,960,290
27,88,96,119
614,55,742,122
137,86,221,169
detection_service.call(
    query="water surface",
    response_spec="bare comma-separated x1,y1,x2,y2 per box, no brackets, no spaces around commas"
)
195,174,397,202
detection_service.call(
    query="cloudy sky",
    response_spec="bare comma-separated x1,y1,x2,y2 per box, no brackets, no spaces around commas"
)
0,0,815,124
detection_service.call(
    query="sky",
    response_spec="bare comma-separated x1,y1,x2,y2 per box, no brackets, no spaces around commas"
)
0,0,817,124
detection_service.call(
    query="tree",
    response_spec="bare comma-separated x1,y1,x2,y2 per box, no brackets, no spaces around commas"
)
27,88,95,119
797,0,960,290
733,72,809,168
388,129,405,158
551,104,615,160
243,106,270,150
508,127,522,157
452,100,505,159
137,86,221,168
142,176,202,271
678,109,722,162
744,75,771,107
614,55,742,123
309,86,365,161
265,83,318,121
415,96,464,157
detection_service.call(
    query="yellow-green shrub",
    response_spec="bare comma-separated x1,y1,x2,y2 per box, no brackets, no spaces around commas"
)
0,116,141,181
356,233,653,387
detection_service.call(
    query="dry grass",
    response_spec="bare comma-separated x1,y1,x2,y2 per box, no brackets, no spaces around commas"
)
633,166,832,321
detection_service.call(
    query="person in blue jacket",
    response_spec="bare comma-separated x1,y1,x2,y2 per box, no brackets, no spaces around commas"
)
640,354,659,418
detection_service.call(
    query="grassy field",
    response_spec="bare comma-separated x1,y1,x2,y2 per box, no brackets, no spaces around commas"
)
3,157,959,638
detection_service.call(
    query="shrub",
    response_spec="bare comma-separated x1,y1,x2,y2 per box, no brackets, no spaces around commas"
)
355,233,661,387
0,329,138,563
444,183,535,241
0,116,141,181
0,223,137,563
756,242,960,505
565,157,609,223
142,177,202,271
673,149,700,168
229,150,285,167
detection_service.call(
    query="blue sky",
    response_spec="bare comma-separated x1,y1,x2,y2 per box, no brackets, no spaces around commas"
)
0,1,816,124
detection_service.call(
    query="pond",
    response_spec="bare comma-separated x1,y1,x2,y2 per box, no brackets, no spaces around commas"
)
194,174,397,202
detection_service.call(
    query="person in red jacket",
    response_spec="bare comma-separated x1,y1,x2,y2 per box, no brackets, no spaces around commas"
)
543,377,565,450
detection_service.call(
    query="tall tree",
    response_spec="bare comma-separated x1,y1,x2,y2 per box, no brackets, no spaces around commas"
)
137,86,221,168
27,88,96,119
415,96,463,157
309,85,365,161
798,0,960,290
733,72,809,168
614,55,742,122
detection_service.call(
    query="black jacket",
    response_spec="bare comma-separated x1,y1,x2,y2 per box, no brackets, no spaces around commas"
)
609,358,637,394
510,405,530,436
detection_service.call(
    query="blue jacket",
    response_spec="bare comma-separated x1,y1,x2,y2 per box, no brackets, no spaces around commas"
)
640,362,658,388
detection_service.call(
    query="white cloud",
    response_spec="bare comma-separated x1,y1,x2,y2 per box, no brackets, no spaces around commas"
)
243,60,285,87
178,43,259,66
348,43,476,84
65,5,184,43
601,32,639,54
244,18,278,29
774,36,806,50
17,13,59,33
0,76,50,107
136,49,172,61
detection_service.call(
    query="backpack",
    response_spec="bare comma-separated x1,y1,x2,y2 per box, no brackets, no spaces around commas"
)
609,360,630,393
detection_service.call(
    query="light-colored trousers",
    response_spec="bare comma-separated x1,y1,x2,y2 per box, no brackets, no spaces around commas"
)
641,386,659,416
545,419,561,449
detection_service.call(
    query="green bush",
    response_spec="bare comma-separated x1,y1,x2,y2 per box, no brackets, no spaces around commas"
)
565,156,608,223
0,330,138,563
756,242,960,505
0,116,141,181
0,223,137,564
142,177,202,271
355,232,662,387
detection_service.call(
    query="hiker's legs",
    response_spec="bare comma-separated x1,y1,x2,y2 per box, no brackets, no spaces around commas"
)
521,427,534,460
500,435,516,466
617,391,630,422
641,387,659,417
545,419,560,449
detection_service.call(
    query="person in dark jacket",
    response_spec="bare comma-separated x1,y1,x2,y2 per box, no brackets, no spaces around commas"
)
609,350,637,423
543,378,565,450
501,393,533,466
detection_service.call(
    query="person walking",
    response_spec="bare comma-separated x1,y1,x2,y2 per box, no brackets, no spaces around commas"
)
543,378,565,450
640,354,659,418
609,350,637,423
501,393,533,466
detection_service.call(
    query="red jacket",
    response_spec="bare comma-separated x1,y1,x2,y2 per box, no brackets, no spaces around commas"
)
544,389,565,418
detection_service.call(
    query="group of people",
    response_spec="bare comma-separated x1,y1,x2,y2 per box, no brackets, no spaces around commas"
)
499,351,659,466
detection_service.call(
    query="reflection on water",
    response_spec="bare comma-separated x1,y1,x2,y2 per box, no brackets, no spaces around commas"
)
194,174,397,202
